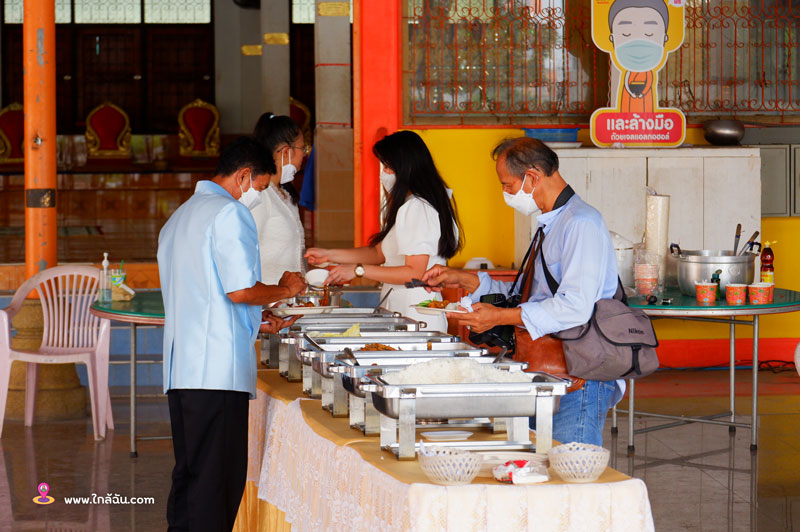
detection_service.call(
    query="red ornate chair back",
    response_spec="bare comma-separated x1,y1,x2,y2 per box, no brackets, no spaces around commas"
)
85,102,131,158
0,103,24,162
178,99,220,157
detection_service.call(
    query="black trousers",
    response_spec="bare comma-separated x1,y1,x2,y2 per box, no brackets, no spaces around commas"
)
167,389,249,532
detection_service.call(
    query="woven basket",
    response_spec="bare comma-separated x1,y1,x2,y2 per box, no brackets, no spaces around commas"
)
418,442,482,486
549,442,610,483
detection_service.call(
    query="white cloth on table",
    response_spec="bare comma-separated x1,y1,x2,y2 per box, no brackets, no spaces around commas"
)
380,195,453,332
250,185,306,285
250,393,655,532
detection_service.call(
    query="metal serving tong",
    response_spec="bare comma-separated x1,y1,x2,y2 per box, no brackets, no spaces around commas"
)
492,347,510,364
404,278,435,289
341,347,359,366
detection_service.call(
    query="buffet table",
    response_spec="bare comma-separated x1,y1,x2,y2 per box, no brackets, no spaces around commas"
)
235,370,655,532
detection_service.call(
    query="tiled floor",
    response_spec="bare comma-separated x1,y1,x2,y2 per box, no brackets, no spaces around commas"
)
1,370,798,531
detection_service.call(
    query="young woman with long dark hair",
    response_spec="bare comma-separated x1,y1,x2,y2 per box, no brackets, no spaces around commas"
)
305,130,462,330
249,113,310,284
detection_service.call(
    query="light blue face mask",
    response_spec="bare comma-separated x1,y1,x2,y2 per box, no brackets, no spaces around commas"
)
614,39,664,72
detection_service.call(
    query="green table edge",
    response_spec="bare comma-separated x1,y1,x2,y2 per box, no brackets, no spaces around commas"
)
628,287,800,317
90,289,165,324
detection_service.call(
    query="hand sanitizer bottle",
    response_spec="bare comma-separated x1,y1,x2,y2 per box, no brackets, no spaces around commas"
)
100,252,112,303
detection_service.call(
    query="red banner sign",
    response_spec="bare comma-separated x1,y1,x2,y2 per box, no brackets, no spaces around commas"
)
591,109,685,147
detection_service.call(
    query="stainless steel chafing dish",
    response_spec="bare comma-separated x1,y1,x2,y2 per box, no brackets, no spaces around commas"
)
276,315,427,381
299,334,481,397
331,356,528,435
361,372,571,459
259,307,400,369
300,335,488,411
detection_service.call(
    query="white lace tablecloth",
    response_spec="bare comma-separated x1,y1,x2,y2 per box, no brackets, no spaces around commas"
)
249,388,655,532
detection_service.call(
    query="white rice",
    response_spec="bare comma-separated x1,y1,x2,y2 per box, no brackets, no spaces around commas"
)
382,358,530,385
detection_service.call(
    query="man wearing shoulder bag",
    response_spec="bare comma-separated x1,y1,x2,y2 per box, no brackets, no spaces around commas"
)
422,137,652,446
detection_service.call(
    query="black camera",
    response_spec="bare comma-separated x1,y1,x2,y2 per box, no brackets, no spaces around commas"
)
467,293,520,352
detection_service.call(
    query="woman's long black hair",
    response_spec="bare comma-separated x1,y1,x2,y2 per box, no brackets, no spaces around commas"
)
253,113,301,204
369,131,463,259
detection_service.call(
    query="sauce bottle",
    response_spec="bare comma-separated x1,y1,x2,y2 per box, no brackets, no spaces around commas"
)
760,241,775,284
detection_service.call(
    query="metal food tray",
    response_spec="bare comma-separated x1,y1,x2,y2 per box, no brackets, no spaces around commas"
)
361,372,571,459
331,358,529,434
259,307,399,369
300,336,486,400
276,316,426,382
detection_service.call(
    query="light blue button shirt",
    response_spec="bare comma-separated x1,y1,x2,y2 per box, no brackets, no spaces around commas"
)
158,180,262,398
470,193,625,401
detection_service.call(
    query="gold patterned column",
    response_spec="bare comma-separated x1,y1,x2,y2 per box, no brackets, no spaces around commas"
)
4,300,86,421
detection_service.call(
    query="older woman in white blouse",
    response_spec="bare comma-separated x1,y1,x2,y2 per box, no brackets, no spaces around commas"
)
305,131,462,331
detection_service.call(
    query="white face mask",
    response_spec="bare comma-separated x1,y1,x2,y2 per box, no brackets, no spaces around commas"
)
379,163,396,194
238,173,262,210
502,174,540,216
280,149,297,185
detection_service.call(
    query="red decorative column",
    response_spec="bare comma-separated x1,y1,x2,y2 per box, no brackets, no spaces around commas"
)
354,0,400,245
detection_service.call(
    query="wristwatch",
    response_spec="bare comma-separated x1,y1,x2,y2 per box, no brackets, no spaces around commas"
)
354,264,365,278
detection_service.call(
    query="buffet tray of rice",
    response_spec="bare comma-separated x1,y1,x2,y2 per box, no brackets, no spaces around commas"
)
361,358,571,420
332,357,529,398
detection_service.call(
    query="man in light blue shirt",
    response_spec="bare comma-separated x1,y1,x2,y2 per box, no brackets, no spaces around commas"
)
158,137,305,532
423,137,622,446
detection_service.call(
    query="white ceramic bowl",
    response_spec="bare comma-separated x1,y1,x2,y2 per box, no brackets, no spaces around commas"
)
418,442,481,486
305,268,329,288
548,442,610,483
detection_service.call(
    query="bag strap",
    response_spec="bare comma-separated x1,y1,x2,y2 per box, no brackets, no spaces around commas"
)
535,185,574,297
541,246,628,305
508,184,575,297
534,184,627,305
509,233,537,297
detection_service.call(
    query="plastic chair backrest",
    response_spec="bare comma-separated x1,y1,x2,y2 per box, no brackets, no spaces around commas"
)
11,266,103,350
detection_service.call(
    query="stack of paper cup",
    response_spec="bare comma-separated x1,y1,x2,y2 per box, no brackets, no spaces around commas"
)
634,264,659,296
644,194,670,289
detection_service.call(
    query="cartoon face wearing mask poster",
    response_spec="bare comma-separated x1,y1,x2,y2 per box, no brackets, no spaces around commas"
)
590,0,686,148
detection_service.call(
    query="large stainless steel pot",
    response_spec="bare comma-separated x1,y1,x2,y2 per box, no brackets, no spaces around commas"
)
670,245,756,296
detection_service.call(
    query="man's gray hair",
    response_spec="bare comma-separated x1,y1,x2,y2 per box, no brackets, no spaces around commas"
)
492,137,559,178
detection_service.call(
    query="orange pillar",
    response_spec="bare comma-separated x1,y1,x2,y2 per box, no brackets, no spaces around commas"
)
23,0,58,276
354,0,400,246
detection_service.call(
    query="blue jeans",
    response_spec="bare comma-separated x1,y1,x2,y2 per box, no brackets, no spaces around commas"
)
529,380,617,447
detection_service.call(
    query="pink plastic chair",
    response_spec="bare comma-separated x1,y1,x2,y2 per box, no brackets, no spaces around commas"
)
0,265,113,440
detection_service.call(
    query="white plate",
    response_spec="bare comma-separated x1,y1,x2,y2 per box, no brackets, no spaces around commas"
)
545,141,583,149
270,305,337,316
420,430,473,442
410,303,468,316
476,451,548,477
